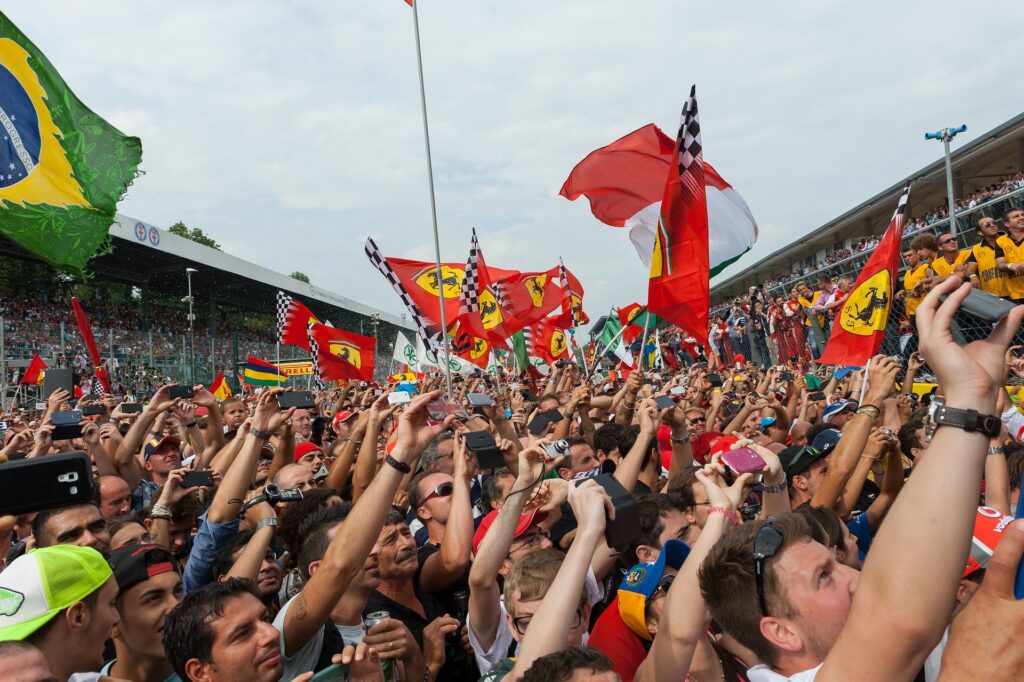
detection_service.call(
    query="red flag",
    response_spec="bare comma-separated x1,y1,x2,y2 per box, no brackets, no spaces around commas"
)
492,266,564,332
71,297,111,393
617,303,646,344
311,323,376,382
530,319,570,365
455,229,510,350
817,188,910,365
277,291,320,351
449,321,492,370
20,354,47,385
549,260,589,329
647,87,710,348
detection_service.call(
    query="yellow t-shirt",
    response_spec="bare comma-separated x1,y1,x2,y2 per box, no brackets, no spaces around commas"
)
970,240,1009,298
930,250,970,278
903,263,930,317
799,291,826,328
997,234,1024,300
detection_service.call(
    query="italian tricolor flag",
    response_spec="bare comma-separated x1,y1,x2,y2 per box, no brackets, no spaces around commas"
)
560,123,758,277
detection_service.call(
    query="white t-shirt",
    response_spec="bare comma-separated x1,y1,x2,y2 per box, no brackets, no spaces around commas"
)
747,663,821,682
273,594,324,681
336,621,367,645
924,626,950,682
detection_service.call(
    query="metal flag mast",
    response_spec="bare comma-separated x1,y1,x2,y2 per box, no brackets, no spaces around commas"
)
410,0,453,397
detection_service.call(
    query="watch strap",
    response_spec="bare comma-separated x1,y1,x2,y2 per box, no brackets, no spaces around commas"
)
250,427,271,441
932,405,1001,438
256,517,278,530
385,453,412,474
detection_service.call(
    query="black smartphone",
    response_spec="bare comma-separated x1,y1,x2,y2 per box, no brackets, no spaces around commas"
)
577,474,640,549
51,410,83,426
0,452,94,516
121,403,143,414
168,386,194,400
43,368,74,399
708,373,723,387
277,391,316,410
81,405,106,417
181,471,215,488
808,391,826,402
780,372,794,382
463,431,504,469
654,395,676,410
943,288,1018,323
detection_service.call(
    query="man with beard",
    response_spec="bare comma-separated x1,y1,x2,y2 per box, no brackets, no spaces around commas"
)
102,543,183,681
292,408,313,442
31,503,110,556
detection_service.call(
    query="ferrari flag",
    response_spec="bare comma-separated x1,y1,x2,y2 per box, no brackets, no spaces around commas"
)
311,323,376,383
817,187,910,366
0,12,142,271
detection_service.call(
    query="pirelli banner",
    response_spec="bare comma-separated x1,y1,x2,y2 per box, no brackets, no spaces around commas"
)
277,360,313,377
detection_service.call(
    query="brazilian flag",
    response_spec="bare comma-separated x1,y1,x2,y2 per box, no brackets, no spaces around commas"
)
0,12,141,271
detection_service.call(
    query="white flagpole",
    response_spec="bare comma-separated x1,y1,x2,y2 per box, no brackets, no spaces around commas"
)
585,312,634,383
410,0,453,397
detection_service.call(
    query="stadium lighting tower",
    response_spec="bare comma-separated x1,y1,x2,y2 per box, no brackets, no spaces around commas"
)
925,124,967,236
185,267,198,381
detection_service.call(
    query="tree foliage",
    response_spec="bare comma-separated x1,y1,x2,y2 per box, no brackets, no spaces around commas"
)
168,221,221,250
290,271,310,283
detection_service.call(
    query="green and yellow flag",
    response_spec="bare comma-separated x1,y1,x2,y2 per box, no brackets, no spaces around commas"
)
0,12,141,271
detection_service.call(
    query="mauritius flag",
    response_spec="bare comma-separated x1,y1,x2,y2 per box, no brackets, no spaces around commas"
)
0,12,142,271
244,356,286,386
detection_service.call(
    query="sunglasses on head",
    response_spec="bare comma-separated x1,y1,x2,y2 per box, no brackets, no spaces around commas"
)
422,481,454,503
753,518,785,615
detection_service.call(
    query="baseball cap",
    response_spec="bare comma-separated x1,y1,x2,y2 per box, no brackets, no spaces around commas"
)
331,410,356,431
822,400,857,424
811,428,842,456
144,434,182,460
472,508,548,555
108,543,180,596
781,445,825,480
0,545,113,641
618,539,691,640
294,441,321,462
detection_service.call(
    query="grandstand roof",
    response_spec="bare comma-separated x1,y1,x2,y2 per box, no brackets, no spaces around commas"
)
712,112,1024,302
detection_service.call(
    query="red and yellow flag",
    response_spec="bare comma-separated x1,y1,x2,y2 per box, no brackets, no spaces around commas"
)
20,354,47,385
311,323,376,382
817,188,910,366
210,372,232,401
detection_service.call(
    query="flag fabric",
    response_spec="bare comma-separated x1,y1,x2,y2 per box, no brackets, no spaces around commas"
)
456,228,509,349
20,353,46,385
306,323,326,390
560,122,756,278
529,319,570,365
389,372,416,383
550,259,589,329
277,291,320,351
393,332,427,372
492,266,564,333
210,372,232,401
598,314,634,367
449,321,493,370
244,356,286,386
71,297,111,394
310,323,376,382
0,13,142,272
617,303,663,345
647,86,711,348
817,187,910,366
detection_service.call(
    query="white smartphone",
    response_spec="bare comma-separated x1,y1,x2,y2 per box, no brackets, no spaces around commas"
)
388,391,411,406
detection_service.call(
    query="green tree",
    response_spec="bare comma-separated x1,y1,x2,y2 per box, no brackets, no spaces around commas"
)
290,271,310,283
168,221,221,250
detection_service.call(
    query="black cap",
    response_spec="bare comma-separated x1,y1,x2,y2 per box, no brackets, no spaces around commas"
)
108,543,179,595
781,445,825,481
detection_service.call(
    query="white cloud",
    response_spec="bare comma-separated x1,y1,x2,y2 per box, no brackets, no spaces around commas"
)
7,0,1024,334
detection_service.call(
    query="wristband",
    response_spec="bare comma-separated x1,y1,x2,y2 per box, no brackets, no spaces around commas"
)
385,453,412,474
250,427,271,441
707,507,740,527
255,517,278,530
185,421,198,429
763,473,787,494
987,446,1005,456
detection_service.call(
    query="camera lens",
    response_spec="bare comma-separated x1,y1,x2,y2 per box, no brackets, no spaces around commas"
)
553,439,569,454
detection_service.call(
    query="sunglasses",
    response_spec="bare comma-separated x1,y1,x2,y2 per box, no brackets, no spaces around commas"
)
782,445,820,471
753,518,785,615
939,238,956,245
651,573,676,600
688,417,705,425
422,481,454,504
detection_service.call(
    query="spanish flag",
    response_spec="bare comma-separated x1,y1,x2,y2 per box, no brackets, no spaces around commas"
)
20,353,46,385
210,372,232,401
244,356,286,386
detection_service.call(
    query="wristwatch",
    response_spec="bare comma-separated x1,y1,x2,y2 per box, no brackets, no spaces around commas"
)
927,398,1000,438
385,453,412,474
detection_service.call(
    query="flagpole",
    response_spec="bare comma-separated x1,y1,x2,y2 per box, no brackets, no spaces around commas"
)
410,0,453,397
639,312,652,371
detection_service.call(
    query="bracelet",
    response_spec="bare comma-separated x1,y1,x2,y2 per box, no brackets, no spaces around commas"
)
385,453,411,474
185,421,198,429
255,517,278,530
670,433,690,444
987,446,1005,456
707,507,740,527
860,453,881,461
763,473,787,494
250,427,271,441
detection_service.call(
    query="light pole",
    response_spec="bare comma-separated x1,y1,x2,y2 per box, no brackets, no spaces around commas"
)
370,313,380,379
925,124,967,236
184,268,197,382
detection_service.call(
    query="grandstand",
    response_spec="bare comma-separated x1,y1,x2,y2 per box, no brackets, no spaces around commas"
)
0,213,413,398
712,112,1024,306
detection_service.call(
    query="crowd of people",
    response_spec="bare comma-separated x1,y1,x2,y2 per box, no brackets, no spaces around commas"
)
4,231,1024,680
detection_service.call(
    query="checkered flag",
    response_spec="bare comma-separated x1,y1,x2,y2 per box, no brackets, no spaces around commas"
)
459,228,482,316
276,291,293,345
522,325,536,356
674,85,704,198
89,374,106,398
307,323,326,390
364,238,444,353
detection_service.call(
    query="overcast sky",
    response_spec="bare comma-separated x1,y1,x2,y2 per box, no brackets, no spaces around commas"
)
9,1,1024,333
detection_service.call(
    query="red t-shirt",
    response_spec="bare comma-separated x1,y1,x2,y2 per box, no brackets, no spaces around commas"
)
588,596,648,682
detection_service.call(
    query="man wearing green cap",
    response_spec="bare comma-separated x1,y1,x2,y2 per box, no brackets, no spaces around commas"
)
0,545,119,682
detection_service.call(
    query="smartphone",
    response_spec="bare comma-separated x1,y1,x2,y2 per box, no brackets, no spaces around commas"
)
0,452,94,516
181,471,215,488
168,386,194,400
527,413,553,436
43,368,74,398
467,393,494,407
463,431,504,469
121,403,143,414
81,405,106,417
708,373,723,388
654,395,676,410
277,391,316,410
808,391,826,402
426,399,469,422
942,288,1018,323
780,372,794,382
579,474,640,549
310,663,351,682
51,410,83,426
670,386,687,395
720,447,767,475
388,391,411,406
374,389,383,396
